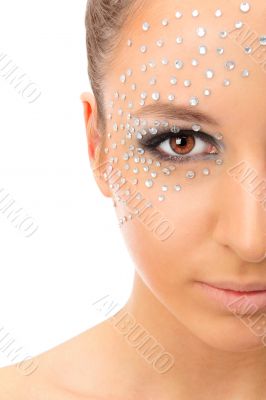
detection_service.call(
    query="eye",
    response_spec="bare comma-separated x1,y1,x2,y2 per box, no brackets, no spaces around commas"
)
140,129,222,163
158,131,218,158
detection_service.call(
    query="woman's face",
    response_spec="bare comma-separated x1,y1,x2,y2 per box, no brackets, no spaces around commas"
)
87,0,266,351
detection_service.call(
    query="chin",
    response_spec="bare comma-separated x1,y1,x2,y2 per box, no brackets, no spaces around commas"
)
189,317,266,353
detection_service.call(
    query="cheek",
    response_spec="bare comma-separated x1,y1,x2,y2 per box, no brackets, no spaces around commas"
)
116,179,218,294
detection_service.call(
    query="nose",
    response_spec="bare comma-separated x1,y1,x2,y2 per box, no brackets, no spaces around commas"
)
213,159,266,263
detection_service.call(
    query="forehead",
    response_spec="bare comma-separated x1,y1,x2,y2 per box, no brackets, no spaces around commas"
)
105,0,266,123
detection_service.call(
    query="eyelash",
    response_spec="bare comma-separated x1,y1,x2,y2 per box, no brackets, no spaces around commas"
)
140,129,222,164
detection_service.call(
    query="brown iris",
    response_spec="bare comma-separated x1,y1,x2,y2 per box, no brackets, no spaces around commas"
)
170,135,195,155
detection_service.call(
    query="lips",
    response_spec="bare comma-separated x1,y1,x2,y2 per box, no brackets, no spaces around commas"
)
195,281,266,313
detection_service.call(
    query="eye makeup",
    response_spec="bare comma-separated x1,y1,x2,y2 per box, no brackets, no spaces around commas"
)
101,0,266,221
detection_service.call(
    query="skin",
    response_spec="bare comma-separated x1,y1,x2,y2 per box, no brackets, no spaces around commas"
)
1,0,266,399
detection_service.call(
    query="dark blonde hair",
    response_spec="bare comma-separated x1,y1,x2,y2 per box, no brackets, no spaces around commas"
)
85,0,144,134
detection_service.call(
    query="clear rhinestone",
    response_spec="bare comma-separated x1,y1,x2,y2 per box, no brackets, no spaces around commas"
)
216,159,224,165
148,60,156,68
235,21,243,29
259,36,266,45
205,69,215,79
162,185,168,192
192,9,199,17
152,92,160,101
199,45,207,55
242,68,249,77
219,31,228,38
215,9,222,17
127,39,133,47
244,47,252,54
161,18,169,26
151,172,157,178
140,91,147,99
145,179,153,188
184,79,191,87
174,185,182,192
149,77,157,85
240,2,250,12
140,45,147,53
162,57,169,65
175,11,182,18
225,60,235,70
215,132,223,140
149,127,158,135
192,124,201,131
158,195,165,202
189,97,199,106
131,83,136,90
223,79,231,86
140,64,147,72
176,36,183,44
162,168,171,175
202,168,210,176
186,170,196,179
170,77,177,85
203,89,211,96
217,47,224,55
175,59,184,69
142,22,150,31
120,74,126,83
192,58,199,66
126,68,133,76
197,27,206,37
168,94,175,101
156,39,164,47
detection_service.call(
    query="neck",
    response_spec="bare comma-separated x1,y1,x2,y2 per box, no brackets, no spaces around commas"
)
117,272,266,399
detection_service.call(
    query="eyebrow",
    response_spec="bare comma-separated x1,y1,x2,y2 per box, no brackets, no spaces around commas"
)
131,103,221,127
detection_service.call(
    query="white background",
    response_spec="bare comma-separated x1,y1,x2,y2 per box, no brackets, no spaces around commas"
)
0,0,134,366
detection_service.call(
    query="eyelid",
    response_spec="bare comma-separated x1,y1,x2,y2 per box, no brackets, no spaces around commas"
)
138,126,225,153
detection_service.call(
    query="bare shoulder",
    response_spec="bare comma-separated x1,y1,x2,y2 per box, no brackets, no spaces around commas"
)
0,315,130,400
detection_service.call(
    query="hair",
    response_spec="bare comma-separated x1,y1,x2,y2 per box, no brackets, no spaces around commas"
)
85,0,144,135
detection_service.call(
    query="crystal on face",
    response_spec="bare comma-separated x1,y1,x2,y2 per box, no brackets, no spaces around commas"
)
196,27,206,37
161,18,169,26
192,124,201,131
199,45,207,55
162,185,168,192
120,74,126,83
184,79,191,87
244,47,252,54
225,60,235,70
162,57,169,65
140,45,147,53
127,39,133,47
216,159,224,165
170,77,177,85
205,69,215,79
259,36,266,45
145,179,153,188
174,185,182,192
175,59,184,69
202,168,210,176
168,94,175,101
176,36,183,44
156,39,164,47
219,31,228,38
158,195,165,202
152,92,160,101
217,47,224,55
242,68,249,77
186,170,196,179
192,9,199,17
215,9,222,17
240,2,250,12
140,64,147,72
175,11,182,18
189,97,199,106
149,77,156,85
235,21,243,29
223,79,231,86
203,89,211,96
192,58,199,66
142,22,150,31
